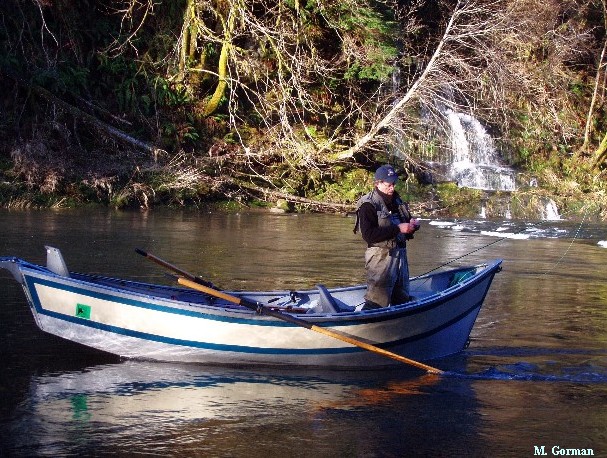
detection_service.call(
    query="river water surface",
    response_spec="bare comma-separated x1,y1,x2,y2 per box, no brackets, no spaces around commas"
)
0,208,606,457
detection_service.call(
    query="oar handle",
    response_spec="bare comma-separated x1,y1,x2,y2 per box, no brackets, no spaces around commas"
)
175,276,443,374
136,248,216,288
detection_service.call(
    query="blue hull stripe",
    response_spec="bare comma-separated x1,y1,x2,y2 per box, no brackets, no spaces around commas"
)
22,268,488,357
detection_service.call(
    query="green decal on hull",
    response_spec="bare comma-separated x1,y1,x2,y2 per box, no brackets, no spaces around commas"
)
75,303,91,319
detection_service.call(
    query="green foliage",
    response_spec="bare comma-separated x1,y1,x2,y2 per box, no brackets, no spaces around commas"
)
97,55,141,114
160,120,199,148
305,125,318,138
310,168,371,203
302,0,399,82
223,131,240,144
510,112,558,171
153,78,192,107
568,82,584,97
32,65,90,96
344,45,398,81
434,183,484,217
96,55,193,118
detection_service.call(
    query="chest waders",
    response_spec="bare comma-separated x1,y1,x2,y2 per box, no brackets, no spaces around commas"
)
355,190,413,308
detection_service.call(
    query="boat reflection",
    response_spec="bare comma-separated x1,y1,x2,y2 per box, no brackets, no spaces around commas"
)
27,361,441,420
7,361,493,457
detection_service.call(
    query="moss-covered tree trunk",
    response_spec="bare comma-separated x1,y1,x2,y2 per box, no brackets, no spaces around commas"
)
203,2,236,117
203,41,229,116
178,0,196,80
593,131,607,168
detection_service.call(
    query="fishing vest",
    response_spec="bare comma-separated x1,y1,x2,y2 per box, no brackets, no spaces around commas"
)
354,189,413,249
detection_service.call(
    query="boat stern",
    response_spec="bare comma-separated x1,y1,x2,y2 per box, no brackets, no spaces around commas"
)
0,257,25,284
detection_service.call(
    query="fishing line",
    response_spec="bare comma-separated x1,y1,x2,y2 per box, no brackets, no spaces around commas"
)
540,206,589,276
417,205,593,279
414,219,547,278
414,235,508,278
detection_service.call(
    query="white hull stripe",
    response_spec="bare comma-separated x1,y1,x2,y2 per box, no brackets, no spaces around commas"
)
25,275,485,356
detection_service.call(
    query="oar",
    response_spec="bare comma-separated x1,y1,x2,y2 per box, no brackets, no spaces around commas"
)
135,248,217,288
137,249,311,313
174,275,444,375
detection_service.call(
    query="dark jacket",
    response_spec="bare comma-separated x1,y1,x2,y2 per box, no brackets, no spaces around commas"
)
354,189,413,248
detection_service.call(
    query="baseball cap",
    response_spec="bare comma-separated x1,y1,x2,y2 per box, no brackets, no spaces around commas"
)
374,164,398,184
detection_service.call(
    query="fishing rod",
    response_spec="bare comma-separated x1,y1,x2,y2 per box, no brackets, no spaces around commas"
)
414,235,507,278
414,219,545,278
417,210,590,278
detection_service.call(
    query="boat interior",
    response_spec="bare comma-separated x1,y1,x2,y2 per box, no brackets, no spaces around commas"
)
35,246,485,315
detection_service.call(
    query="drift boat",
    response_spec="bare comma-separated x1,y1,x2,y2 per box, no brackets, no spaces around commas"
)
0,246,502,369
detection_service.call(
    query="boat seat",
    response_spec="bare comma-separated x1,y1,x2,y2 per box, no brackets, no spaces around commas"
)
45,246,70,277
449,269,475,287
311,284,350,314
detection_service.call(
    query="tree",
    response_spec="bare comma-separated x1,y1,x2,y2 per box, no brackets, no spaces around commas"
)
106,0,400,157
338,0,600,167
594,132,607,167
2,0,606,210
589,0,607,168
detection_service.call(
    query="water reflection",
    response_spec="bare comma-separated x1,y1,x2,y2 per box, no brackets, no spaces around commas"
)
2,209,607,456
9,361,468,457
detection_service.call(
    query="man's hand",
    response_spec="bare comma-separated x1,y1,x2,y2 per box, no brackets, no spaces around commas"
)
398,219,420,234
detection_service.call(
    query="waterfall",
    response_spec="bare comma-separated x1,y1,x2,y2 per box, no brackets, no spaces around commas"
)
444,109,516,191
479,204,486,218
388,82,516,193
543,199,561,221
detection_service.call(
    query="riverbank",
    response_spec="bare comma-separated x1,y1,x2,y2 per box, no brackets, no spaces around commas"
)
1,157,605,221
2,0,606,223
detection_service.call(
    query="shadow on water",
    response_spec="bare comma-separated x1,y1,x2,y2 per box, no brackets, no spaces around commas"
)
6,348,607,456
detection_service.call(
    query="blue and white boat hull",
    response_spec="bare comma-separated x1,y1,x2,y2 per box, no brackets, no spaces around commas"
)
1,247,502,368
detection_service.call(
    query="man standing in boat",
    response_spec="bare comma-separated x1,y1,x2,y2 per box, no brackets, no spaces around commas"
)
354,164,420,310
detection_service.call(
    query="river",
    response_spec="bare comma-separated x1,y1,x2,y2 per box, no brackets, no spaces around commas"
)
0,208,606,457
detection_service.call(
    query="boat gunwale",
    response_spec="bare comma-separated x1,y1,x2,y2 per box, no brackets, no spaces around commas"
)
12,258,503,327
